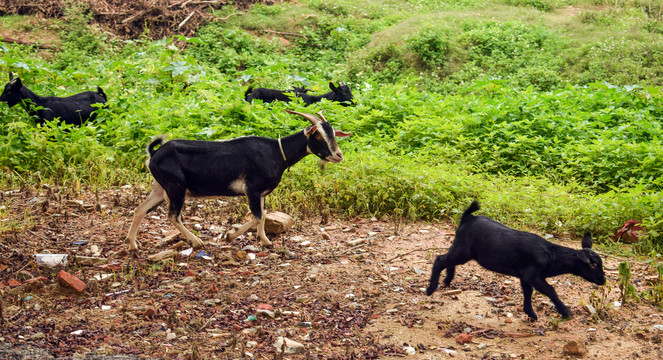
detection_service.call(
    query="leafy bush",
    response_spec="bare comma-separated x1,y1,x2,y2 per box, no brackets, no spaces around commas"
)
406,25,451,67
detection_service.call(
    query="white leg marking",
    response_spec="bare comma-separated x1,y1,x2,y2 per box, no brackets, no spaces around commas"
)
126,180,165,251
226,218,259,241
169,214,204,248
257,197,271,247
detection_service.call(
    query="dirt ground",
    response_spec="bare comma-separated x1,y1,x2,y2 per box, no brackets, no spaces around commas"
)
1,186,662,359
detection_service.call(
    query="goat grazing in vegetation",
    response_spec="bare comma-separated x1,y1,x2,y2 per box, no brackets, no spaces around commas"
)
125,109,351,252
426,201,606,320
244,82,353,106
0,73,107,126
244,86,309,104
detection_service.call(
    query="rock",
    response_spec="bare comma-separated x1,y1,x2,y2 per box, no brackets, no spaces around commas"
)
562,339,588,357
256,309,275,319
180,276,195,285
204,299,222,306
321,232,331,240
147,249,176,263
56,270,87,293
273,336,306,354
30,332,45,341
246,341,258,348
75,256,108,266
257,303,274,311
166,332,177,341
404,345,416,355
265,212,294,234
584,304,597,315
455,333,473,344
242,245,262,253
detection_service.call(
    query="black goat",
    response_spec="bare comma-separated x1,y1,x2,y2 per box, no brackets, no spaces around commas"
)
426,201,606,320
244,82,353,106
298,82,354,107
244,86,304,104
0,73,107,126
125,110,351,252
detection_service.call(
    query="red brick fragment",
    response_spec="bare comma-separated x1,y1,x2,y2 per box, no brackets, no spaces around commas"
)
455,333,473,344
7,279,21,287
257,303,274,311
56,270,87,293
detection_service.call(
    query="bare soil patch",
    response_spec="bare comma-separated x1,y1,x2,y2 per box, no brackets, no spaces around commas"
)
1,186,662,359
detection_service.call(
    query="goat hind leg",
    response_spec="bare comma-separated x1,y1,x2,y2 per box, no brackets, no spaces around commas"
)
126,181,165,251
255,196,271,247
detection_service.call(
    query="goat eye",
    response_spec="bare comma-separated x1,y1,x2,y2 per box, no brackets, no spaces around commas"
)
589,264,597,269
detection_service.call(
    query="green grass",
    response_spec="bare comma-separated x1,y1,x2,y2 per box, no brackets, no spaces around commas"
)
0,0,663,254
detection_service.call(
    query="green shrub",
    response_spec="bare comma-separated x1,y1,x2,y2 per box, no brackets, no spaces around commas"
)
406,25,451,67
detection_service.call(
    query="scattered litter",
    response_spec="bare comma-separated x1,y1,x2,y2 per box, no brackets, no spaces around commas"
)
70,330,85,336
413,267,425,274
101,305,111,310
73,240,88,245
180,248,193,256
34,254,68,267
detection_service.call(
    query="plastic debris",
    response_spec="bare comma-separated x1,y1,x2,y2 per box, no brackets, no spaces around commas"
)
34,254,68,267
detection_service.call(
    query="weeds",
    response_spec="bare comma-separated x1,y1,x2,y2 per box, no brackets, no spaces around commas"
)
618,261,639,304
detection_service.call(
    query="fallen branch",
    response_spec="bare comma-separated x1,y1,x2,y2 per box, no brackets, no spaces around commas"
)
0,36,56,50
262,29,308,40
178,10,197,29
213,12,244,21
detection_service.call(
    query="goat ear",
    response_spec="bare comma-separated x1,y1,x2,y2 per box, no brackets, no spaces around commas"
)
304,125,318,136
329,82,337,91
334,130,352,138
581,232,593,249
577,249,591,264
8,72,13,81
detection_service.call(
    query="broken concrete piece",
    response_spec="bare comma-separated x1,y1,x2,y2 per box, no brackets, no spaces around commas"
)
265,212,294,234
148,249,176,263
273,336,306,354
75,256,108,266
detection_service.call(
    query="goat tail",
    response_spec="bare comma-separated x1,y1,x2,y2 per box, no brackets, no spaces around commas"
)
96,86,107,100
244,86,254,102
461,200,480,223
147,137,165,158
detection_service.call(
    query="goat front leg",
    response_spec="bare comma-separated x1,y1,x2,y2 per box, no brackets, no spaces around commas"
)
126,180,166,251
520,279,538,320
426,254,448,295
529,277,571,319
166,186,204,248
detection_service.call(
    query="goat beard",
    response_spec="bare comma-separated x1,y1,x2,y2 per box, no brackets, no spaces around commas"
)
317,159,329,170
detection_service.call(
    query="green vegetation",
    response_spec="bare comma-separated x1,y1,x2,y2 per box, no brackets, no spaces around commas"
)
0,0,662,254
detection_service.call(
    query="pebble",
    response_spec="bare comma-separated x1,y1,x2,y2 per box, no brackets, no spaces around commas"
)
404,345,416,355
204,299,222,306
273,336,306,354
166,332,177,341
562,339,587,356
246,341,258,348
180,276,195,285
30,332,45,341
477,343,486,350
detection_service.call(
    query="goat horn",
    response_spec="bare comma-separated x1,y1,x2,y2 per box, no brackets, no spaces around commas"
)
315,110,328,123
285,109,322,125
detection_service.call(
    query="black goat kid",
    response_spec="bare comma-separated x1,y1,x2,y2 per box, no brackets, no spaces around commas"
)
0,73,107,126
426,201,606,320
245,82,354,106
126,110,351,252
